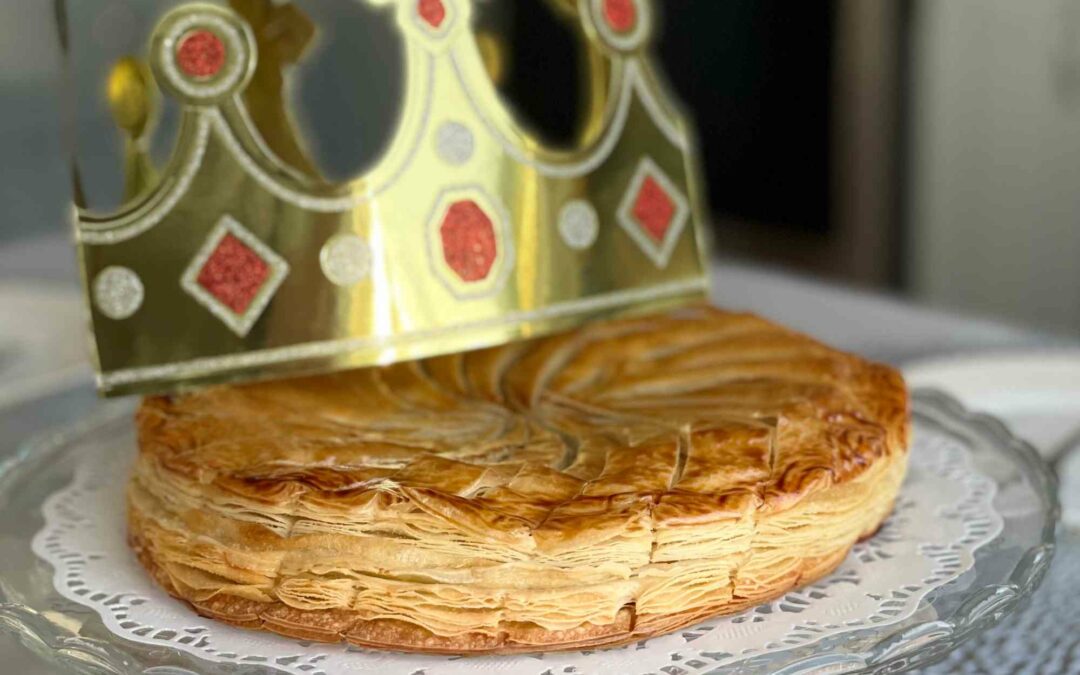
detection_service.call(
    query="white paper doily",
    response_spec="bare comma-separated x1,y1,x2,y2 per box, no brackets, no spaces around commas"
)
31,421,1003,675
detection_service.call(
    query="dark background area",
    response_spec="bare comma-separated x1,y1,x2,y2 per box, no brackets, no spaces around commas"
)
493,0,906,290
657,1,835,237
498,0,835,237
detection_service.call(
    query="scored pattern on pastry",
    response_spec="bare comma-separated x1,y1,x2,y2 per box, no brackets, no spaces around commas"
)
128,307,909,654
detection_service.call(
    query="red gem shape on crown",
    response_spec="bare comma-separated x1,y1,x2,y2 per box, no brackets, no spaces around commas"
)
632,176,677,243
440,200,497,282
196,233,271,314
176,29,226,78
418,0,447,29
603,0,637,33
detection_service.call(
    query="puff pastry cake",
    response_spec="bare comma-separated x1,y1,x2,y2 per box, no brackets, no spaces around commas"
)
129,306,910,654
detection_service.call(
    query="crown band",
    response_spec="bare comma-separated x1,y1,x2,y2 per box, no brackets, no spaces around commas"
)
75,0,710,395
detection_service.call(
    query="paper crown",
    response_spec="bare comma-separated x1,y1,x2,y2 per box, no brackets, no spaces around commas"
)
75,0,710,396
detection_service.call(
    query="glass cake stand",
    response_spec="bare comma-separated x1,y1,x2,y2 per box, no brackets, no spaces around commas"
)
0,391,1058,675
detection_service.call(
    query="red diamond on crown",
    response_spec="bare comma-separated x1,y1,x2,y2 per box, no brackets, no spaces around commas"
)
182,216,289,336
618,158,690,268
633,176,676,243
196,233,269,314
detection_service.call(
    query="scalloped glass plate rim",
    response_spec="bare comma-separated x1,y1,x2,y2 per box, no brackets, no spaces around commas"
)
0,389,1059,675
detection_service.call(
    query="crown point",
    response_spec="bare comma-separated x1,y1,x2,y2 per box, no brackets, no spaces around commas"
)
602,0,638,33
633,176,677,243
176,29,227,79
418,0,448,30
440,200,497,282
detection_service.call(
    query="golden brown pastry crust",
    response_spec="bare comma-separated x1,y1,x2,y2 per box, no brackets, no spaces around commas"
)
128,306,910,654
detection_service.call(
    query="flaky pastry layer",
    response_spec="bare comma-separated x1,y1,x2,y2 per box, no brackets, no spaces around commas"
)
128,306,910,653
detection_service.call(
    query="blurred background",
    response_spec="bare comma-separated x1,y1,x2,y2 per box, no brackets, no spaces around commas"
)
3,0,1080,336
1,3,1080,673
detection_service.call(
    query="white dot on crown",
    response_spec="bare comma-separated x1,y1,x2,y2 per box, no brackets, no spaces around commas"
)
435,121,475,166
93,266,145,320
320,234,371,287
558,200,600,250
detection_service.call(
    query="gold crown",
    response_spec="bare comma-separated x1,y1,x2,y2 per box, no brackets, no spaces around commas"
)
75,0,710,396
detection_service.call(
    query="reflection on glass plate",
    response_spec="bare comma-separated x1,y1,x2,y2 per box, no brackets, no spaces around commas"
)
905,351,1080,454
905,351,1080,528
0,392,1058,674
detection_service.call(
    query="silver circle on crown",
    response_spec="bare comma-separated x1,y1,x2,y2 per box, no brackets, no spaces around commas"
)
93,266,145,320
320,233,372,287
435,121,476,166
558,200,600,250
